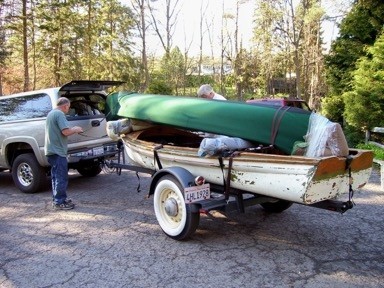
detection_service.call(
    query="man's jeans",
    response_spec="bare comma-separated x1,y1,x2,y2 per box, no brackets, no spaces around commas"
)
47,155,68,204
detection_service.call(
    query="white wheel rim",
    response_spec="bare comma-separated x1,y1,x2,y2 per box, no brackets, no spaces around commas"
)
154,179,187,237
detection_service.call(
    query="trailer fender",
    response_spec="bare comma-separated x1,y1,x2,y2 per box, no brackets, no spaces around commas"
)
149,166,200,213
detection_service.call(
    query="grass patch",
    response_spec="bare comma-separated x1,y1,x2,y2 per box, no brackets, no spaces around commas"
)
357,143,384,160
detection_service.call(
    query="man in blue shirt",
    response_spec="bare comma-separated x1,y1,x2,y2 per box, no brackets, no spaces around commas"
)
45,97,83,210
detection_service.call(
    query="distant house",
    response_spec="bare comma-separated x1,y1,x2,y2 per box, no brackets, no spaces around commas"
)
189,63,233,76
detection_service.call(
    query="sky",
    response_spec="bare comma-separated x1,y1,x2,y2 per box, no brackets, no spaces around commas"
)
172,0,255,56
122,0,255,56
122,0,350,57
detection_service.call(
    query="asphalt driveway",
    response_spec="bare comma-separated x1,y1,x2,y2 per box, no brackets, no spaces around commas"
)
1,166,383,288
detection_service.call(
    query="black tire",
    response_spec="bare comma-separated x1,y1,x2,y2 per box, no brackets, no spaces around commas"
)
77,163,102,177
11,153,47,193
153,175,200,240
260,200,293,213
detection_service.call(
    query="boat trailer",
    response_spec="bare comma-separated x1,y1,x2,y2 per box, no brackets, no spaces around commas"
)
105,143,355,215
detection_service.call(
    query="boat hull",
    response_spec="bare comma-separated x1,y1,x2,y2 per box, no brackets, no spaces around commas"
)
122,127,373,205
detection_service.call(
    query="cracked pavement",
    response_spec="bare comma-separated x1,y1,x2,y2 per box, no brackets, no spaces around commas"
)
1,166,383,288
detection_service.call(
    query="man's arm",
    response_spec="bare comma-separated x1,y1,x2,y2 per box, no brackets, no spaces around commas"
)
62,126,83,136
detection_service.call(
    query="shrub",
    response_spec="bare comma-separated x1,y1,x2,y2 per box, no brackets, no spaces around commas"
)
357,143,384,160
146,79,173,95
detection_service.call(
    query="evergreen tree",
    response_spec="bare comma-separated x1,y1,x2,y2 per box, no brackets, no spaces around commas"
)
343,32,384,130
1,0,138,92
160,46,185,95
325,1,384,95
323,0,384,122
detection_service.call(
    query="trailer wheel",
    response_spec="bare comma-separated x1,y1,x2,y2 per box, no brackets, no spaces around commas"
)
153,175,200,240
260,200,293,213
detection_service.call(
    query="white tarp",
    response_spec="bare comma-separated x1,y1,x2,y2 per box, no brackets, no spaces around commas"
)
198,136,254,157
304,113,349,157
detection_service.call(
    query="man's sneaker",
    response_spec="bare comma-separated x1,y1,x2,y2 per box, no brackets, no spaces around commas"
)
64,198,73,204
52,201,75,210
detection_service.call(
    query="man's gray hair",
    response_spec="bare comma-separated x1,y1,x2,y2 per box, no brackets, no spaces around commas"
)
197,84,213,97
57,97,70,106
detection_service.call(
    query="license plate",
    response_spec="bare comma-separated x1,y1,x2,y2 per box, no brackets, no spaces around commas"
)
93,147,104,156
184,184,210,203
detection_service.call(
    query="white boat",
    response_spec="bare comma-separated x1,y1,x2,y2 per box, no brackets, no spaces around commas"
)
113,124,373,240
123,125,372,203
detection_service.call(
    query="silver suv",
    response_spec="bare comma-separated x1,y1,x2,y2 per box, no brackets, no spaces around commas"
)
0,80,123,193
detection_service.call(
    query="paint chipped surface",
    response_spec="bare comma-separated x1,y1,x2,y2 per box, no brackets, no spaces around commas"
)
122,129,373,205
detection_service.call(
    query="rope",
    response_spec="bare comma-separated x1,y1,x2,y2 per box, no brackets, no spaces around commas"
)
218,152,240,201
153,145,163,170
218,157,226,191
135,171,141,193
344,156,355,213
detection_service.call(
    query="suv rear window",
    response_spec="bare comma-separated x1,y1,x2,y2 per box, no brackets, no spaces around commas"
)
66,94,107,117
0,93,52,122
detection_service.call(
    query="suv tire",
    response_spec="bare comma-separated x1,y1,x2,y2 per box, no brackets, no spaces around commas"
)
77,162,102,177
12,153,47,193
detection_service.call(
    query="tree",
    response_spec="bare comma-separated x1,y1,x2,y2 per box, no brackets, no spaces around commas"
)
160,46,184,95
96,1,137,83
1,0,31,92
197,0,209,76
234,48,262,98
130,0,150,92
275,0,325,101
343,31,384,130
22,0,29,91
232,0,250,100
219,2,228,95
301,1,325,110
252,0,325,105
1,0,138,92
323,0,384,122
0,0,10,95
252,1,278,96
147,0,181,57
325,1,384,96
33,0,76,85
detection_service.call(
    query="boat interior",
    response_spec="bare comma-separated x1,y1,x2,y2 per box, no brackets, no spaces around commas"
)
134,125,206,148
132,125,284,155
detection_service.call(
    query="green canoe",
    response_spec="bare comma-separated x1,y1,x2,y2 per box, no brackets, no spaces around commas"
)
109,92,312,154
